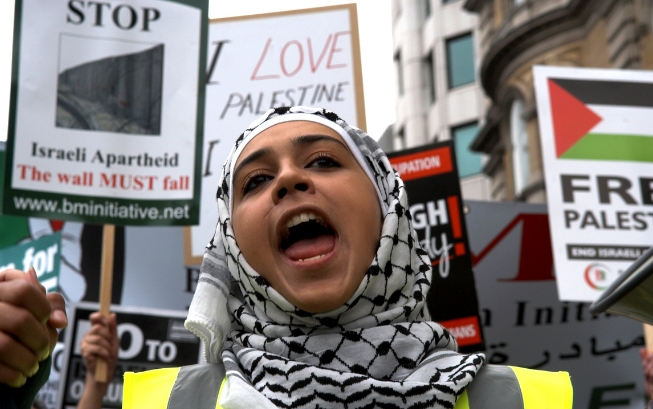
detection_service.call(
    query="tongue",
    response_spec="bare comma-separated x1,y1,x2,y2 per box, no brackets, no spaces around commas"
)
284,234,335,261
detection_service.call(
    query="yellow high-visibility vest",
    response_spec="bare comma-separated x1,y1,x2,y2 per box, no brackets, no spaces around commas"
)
453,365,572,409
123,364,572,409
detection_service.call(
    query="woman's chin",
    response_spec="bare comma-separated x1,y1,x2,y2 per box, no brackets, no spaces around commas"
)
290,290,350,314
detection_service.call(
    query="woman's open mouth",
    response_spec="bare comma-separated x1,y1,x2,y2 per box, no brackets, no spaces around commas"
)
280,212,336,262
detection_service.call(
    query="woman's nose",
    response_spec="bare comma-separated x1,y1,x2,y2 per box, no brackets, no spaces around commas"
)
277,182,308,199
273,164,313,203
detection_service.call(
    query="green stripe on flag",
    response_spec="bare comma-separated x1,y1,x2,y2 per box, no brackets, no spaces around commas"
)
560,133,653,162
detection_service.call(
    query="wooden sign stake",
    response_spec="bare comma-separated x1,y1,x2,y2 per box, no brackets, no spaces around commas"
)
95,224,115,382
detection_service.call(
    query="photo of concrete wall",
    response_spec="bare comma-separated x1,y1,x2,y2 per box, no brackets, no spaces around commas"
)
56,40,164,135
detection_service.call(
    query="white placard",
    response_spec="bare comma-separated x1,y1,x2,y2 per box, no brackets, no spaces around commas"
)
533,65,653,301
4,0,207,226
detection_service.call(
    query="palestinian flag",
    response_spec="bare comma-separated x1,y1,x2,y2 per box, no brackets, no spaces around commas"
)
548,78,653,162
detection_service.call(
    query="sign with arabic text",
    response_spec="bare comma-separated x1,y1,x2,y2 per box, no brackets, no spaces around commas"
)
388,141,484,353
466,200,645,409
533,65,653,301
3,0,208,225
185,4,365,264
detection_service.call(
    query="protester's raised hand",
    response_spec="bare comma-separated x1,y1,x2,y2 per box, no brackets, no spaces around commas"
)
80,312,119,378
76,312,119,409
0,268,66,387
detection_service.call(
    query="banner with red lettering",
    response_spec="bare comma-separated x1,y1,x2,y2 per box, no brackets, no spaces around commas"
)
2,0,208,226
388,141,484,352
185,5,366,264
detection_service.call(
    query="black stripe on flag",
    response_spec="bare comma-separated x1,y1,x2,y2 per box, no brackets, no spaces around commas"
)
552,78,653,107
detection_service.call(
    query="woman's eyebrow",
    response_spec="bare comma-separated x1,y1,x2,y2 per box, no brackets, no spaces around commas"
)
292,134,348,150
233,147,272,183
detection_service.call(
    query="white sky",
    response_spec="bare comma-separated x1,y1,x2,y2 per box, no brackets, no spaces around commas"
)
0,0,395,142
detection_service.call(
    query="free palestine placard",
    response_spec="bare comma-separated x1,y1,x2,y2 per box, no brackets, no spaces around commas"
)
534,65,653,302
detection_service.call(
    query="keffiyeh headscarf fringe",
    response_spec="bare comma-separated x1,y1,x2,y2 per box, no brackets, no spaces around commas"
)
186,106,484,408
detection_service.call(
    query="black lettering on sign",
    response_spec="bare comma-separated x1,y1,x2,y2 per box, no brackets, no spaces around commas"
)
66,1,160,31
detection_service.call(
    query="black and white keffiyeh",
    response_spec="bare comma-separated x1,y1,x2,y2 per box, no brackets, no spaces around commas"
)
186,106,485,408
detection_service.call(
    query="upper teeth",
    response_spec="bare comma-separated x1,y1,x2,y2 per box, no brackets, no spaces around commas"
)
287,212,322,229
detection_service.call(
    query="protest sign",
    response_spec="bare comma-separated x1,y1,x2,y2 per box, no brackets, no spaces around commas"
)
534,66,653,301
388,141,484,352
58,303,201,409
466,200,645,409
3,0,208,226
185,4,365,264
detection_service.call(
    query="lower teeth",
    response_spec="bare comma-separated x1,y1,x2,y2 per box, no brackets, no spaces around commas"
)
299,254,326,262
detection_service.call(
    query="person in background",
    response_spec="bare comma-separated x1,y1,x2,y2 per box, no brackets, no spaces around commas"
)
0,267,67,409
76,312,120,409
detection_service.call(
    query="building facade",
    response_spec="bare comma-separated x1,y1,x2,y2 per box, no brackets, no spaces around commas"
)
390,0,492,200
464,0,653,202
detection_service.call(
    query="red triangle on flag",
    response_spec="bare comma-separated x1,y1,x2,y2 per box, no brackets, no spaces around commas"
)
49,220,64,232
548,79,602,157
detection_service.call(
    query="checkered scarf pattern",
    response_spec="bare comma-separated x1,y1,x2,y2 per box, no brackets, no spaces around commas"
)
186,107,484,408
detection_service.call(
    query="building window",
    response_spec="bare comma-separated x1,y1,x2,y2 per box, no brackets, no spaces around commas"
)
452,122,482,178
443,0,458,3
423,52,435,104
394,51,404,96
424,0,431,17
446,33,475,89
510,99,530,195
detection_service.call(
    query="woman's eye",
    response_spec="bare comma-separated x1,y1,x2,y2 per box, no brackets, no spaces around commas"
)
309,155,340,169
243,173,272,194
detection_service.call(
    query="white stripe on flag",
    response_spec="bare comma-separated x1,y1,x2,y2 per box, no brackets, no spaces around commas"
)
590,105,653,136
